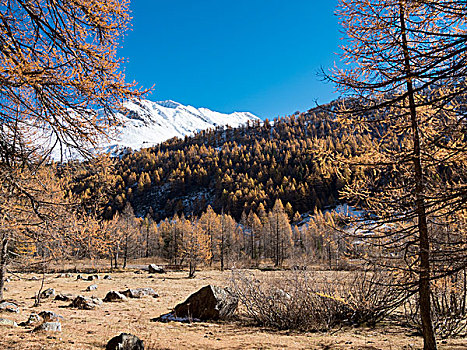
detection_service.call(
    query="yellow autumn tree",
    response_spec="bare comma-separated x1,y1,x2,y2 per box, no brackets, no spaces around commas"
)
181,219,212,278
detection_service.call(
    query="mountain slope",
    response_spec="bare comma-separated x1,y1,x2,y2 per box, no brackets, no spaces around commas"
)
104,99,259,154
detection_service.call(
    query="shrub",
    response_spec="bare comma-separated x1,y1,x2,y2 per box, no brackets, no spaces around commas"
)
230,268,404,331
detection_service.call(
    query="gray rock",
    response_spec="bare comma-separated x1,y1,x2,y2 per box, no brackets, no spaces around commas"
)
38,311,63,322
86,284,98,291
19,313,43,327
103,275,112,280
33,321,62,332
120,288,158,299
0,318,18,327
103,291,127,302
76,274,82,280
106,333,144,350
148,264,165,274
40,288,56,299
87,275,100,281
0,301,19,313
70,295,103,310
155,285,238,322
5,277,10,283
31,276,39,280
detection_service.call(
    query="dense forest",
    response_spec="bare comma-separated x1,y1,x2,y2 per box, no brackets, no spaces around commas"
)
64,102,379,222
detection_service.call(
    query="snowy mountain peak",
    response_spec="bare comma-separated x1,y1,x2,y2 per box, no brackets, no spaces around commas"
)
110,99,259,152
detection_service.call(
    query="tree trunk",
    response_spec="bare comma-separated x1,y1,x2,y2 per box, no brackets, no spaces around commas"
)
220,232,224,272
123,234,128,268
0,235,8,301
399,3,437,349
145,226,150,258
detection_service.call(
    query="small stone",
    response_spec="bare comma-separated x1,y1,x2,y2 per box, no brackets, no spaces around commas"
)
31,276,39,280
103,291,127,302
19,313,43,327
55,293,74,302
86,284,98,292
70,295,103,310
148,264,165,274
0,318,17,327
40,288,56,299
39,311,63,322
76,274,82,280
33,321,62,332
106,333,144,350
5,278,10,283
103,275,112,280
0,301,19,313
87,275,100,281
120,288,158,299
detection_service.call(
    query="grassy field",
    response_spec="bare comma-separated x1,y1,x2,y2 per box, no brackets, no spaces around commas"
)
0,267,466,350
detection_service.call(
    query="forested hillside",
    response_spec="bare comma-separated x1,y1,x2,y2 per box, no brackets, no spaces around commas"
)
64,102,380,222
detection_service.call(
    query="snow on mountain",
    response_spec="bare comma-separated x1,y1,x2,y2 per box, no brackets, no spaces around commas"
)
113,99,258,151
47,99,259,161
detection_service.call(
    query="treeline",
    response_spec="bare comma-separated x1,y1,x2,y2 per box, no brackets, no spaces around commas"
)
67,200,347,274
64,104,379,222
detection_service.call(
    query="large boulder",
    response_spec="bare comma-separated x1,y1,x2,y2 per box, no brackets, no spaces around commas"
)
155,285,238,322
33,321,62,332
103,291,127,302
120,288,158,299
106,333,144,350
0,318,17,327
148,264,165,274
0,301,19,313
70,295,103,310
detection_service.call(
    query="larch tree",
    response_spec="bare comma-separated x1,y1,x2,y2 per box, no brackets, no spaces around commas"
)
181,219,211,278
0,1,142,297
327,1,467,348
267,199,293,267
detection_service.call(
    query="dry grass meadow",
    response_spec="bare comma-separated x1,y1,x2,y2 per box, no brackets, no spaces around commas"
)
0,264,466,350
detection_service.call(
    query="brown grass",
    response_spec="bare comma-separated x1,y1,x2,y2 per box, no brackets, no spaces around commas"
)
0,268,466,350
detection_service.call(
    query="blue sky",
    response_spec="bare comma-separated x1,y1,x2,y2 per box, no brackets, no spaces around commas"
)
119,0,340,119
